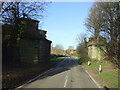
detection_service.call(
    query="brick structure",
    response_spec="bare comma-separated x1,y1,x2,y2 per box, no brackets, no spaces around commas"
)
2,18,52,64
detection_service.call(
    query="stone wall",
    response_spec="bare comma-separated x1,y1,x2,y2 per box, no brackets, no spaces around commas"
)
38,39,51,64
19,38,39,64
87,37,106,60
19,18,52,64
2,18,52,64
2,24,20,63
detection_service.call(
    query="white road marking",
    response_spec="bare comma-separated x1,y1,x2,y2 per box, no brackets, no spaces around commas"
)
16,68,53,89
85,70,102,88
16,58,67,89
64,73,68,87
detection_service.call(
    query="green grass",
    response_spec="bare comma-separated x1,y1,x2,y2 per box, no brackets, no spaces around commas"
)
83,60,112,67
99,69,119,88
82,60,119,88
71,55,84,64
50,56,66,65
50,57,66,60
72,55,80,59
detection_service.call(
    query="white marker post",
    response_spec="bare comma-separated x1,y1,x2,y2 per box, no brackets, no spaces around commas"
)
99,64,102,73
88,60,91,66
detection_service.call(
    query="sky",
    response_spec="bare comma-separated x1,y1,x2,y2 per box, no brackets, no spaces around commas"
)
39,2,94,50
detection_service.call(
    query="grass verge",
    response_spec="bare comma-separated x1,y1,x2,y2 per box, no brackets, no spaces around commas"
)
82,60,119,88
50,56,66,65
72,55,119,88
50,56,66,60
99,69,118,88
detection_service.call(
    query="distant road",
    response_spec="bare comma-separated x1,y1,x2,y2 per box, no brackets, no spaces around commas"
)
20,58,98,88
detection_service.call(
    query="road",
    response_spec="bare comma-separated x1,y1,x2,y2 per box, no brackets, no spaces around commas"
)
20,57,98,88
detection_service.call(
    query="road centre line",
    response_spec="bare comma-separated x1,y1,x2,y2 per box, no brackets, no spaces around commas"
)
64,59,71,88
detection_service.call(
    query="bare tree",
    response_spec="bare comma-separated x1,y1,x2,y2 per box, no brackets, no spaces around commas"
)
76,33,88,61
68,46,74,50
85,2,120,66
76,33,87,46
1,2,49,25
51,44,64,55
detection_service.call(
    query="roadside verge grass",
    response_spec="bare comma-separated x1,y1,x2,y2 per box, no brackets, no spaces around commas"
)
72,55,89,64
72,55,80,59
82,60,119,88
60,55,119,88
50,56,66,65
50,57,66,60
99,69,118,88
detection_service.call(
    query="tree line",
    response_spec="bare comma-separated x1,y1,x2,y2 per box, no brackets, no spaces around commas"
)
77,2,120,67
1,2,49,25
51,44,76,56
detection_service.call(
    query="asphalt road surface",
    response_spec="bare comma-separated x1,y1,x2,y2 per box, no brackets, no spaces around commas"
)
20,57,98,88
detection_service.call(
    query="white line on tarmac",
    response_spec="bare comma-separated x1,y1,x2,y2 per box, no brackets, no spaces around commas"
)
85,70,102,88
15,68,53,89
64,73,68,87
16,58,67,89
